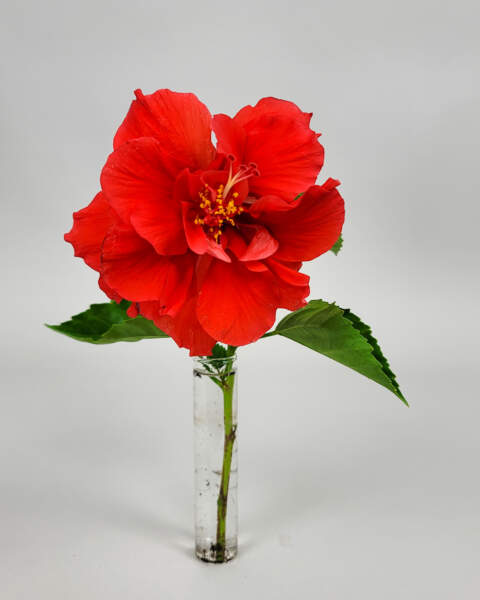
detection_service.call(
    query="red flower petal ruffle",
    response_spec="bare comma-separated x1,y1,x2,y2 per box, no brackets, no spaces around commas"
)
101,137,187,256
101,224,193,312
196,257,309,347
251,179,345,261
153,295,216,356
114,89,215,171
64,192,117,271
213,97,324,202
196,258,277,346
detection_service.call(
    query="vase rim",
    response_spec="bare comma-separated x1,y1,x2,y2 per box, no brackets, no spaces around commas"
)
192,354,238,364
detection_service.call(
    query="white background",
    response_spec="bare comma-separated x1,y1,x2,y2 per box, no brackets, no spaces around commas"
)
1,0,479,597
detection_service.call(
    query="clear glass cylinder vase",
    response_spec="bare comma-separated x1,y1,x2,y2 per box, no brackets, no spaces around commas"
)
193,354,238,563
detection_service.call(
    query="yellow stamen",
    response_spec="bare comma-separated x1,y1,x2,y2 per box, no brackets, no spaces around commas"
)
193,179,247,243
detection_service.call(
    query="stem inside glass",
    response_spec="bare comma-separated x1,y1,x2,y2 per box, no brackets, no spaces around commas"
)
194,347,238,563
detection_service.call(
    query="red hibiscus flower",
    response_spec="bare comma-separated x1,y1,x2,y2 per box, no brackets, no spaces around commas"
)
65,89,345,355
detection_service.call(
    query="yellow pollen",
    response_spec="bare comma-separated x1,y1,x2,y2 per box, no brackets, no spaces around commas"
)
193,181,245,243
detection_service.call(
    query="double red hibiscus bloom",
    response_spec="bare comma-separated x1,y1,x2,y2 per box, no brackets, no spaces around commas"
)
65,89,345,355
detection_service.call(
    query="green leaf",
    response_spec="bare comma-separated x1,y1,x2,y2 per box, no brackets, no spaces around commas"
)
330,234,343,255
266,299,406,404
46,300,169,344
210,343,229,360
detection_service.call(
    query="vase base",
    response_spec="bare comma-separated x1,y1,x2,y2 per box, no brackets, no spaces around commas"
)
195,542,237,563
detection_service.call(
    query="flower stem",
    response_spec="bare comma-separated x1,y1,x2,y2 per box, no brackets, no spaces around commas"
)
214,364,236,561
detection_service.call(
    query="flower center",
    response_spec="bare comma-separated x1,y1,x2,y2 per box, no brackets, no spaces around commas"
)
194,161,259,243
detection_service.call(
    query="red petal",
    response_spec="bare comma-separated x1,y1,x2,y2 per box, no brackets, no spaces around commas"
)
265,260,310,310
248,194,293,218
101,224,193,310
114,89,215,170
126,302,139,318
98,274,123,302
101,138,187,256
214,97,324,201
152,296,216,356
274,277,309,311
245,261,269,272
197,259,278,346
181,202,208,254
64,192,117,271
256,180,345,261
266,258,310,287
238,224,279,262
212,114,246,162
234,97,314,129
224,227,247,259
195,254,214,288
130,300,159,322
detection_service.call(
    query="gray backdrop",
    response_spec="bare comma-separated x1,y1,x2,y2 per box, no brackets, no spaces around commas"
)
1,0,479,598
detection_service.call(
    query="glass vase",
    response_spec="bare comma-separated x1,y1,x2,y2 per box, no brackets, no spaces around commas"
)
193,353,238,563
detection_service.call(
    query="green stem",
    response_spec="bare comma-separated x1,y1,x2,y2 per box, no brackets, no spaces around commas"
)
214,365,236,562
